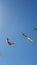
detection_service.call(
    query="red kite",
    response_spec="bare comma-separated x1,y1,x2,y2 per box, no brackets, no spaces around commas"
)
6,38,15,46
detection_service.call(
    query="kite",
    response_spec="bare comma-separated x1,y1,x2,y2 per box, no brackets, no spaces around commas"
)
22,33,27,37
6,38,15,46
22,33,36,43
34,28,37,31
0,53,3,57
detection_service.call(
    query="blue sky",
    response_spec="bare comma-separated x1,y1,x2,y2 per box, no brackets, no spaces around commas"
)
0,0,37,65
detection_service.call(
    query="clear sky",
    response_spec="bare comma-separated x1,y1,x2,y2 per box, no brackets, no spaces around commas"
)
0,0,37,65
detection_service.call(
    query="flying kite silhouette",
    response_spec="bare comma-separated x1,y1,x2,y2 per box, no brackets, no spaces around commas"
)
22,32,37,45
6,38,15,46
